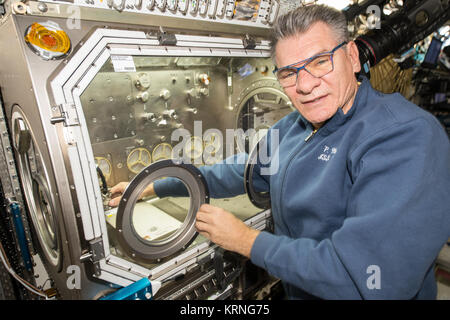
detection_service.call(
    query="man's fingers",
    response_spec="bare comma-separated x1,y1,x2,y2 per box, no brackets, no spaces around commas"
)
196,210,212,224
195,220,208,232
197,230,211,240
198,203,217,213
195,221,211,237
108,196,121,207
110,182,128,195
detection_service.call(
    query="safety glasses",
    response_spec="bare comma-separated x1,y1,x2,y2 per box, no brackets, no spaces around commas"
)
274,41,347,87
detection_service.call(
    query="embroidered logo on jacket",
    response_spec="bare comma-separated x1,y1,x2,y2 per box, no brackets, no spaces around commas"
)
318,145,337,162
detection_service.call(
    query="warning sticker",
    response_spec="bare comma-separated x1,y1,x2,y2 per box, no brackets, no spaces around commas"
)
111,55,136,73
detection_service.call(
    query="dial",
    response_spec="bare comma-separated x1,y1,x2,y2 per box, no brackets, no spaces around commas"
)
184,136,203,162
167,0,177,11
190,0,198,14
156,0,166,11
199,0,208,15
178,0,189,13
207,0,218,17
127,148,152,174
204,132,221,152
203,132,222,165
152,143,174,162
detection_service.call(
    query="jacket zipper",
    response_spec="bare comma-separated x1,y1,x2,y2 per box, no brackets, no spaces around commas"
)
275,126,319,235
304,128,318,142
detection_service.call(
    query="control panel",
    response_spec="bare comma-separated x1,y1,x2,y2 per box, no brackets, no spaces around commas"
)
40,0,281,27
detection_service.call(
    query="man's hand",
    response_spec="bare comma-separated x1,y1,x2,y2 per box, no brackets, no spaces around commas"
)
195,204,260,258
108,182,155,207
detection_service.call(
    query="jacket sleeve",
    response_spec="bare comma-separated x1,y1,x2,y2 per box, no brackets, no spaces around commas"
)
250,117,450,299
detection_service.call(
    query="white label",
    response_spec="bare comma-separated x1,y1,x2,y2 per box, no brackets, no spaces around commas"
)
111,55,136,73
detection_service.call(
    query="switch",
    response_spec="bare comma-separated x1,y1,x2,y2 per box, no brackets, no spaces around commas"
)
144,113,157,122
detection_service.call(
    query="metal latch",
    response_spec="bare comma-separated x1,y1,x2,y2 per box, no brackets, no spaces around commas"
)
213,248,244,291
50,103,79,127
158,32,177,46
80,238,105,276
243,34,257,50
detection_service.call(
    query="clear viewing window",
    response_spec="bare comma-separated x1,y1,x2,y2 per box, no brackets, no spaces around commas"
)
80,54,290,263
11,110,61,268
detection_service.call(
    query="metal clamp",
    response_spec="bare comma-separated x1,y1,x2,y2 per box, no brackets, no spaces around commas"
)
158,33,177,46
213,248,243,291
243,34,257,50
80,238,105,276
50,103,79,127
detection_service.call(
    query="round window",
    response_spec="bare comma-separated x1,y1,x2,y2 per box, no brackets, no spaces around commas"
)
11,106,62,269
115,160,209,263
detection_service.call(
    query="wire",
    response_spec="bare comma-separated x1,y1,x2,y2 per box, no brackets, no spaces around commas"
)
96,165,108,195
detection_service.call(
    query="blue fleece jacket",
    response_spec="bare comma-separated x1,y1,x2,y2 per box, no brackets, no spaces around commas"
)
155,77,450,299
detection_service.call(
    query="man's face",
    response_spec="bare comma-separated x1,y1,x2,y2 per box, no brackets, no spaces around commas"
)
275,22,361,129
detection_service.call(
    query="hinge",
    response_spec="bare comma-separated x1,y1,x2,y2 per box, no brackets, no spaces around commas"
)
50,103,79,127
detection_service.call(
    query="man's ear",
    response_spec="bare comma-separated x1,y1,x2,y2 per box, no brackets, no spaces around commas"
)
346,41,362,73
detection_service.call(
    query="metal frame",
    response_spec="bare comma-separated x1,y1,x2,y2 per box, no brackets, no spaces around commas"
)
49,27,273,287
244,135,271,210
115,160,209,262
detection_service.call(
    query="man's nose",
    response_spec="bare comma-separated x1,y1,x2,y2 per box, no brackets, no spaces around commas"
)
295,69,321,94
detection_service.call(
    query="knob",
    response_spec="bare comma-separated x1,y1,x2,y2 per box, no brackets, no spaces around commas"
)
198,87,209,96
137,91,149,102
163,109,178,120
160,89,171,100
198,73,210,86
185,107,197,114
157,119,168,127
260,65,269,73
135,74,150,91
144,113,157,122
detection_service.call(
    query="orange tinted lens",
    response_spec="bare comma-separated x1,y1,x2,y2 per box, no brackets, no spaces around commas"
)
276,68,298,86
306,54,333,77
